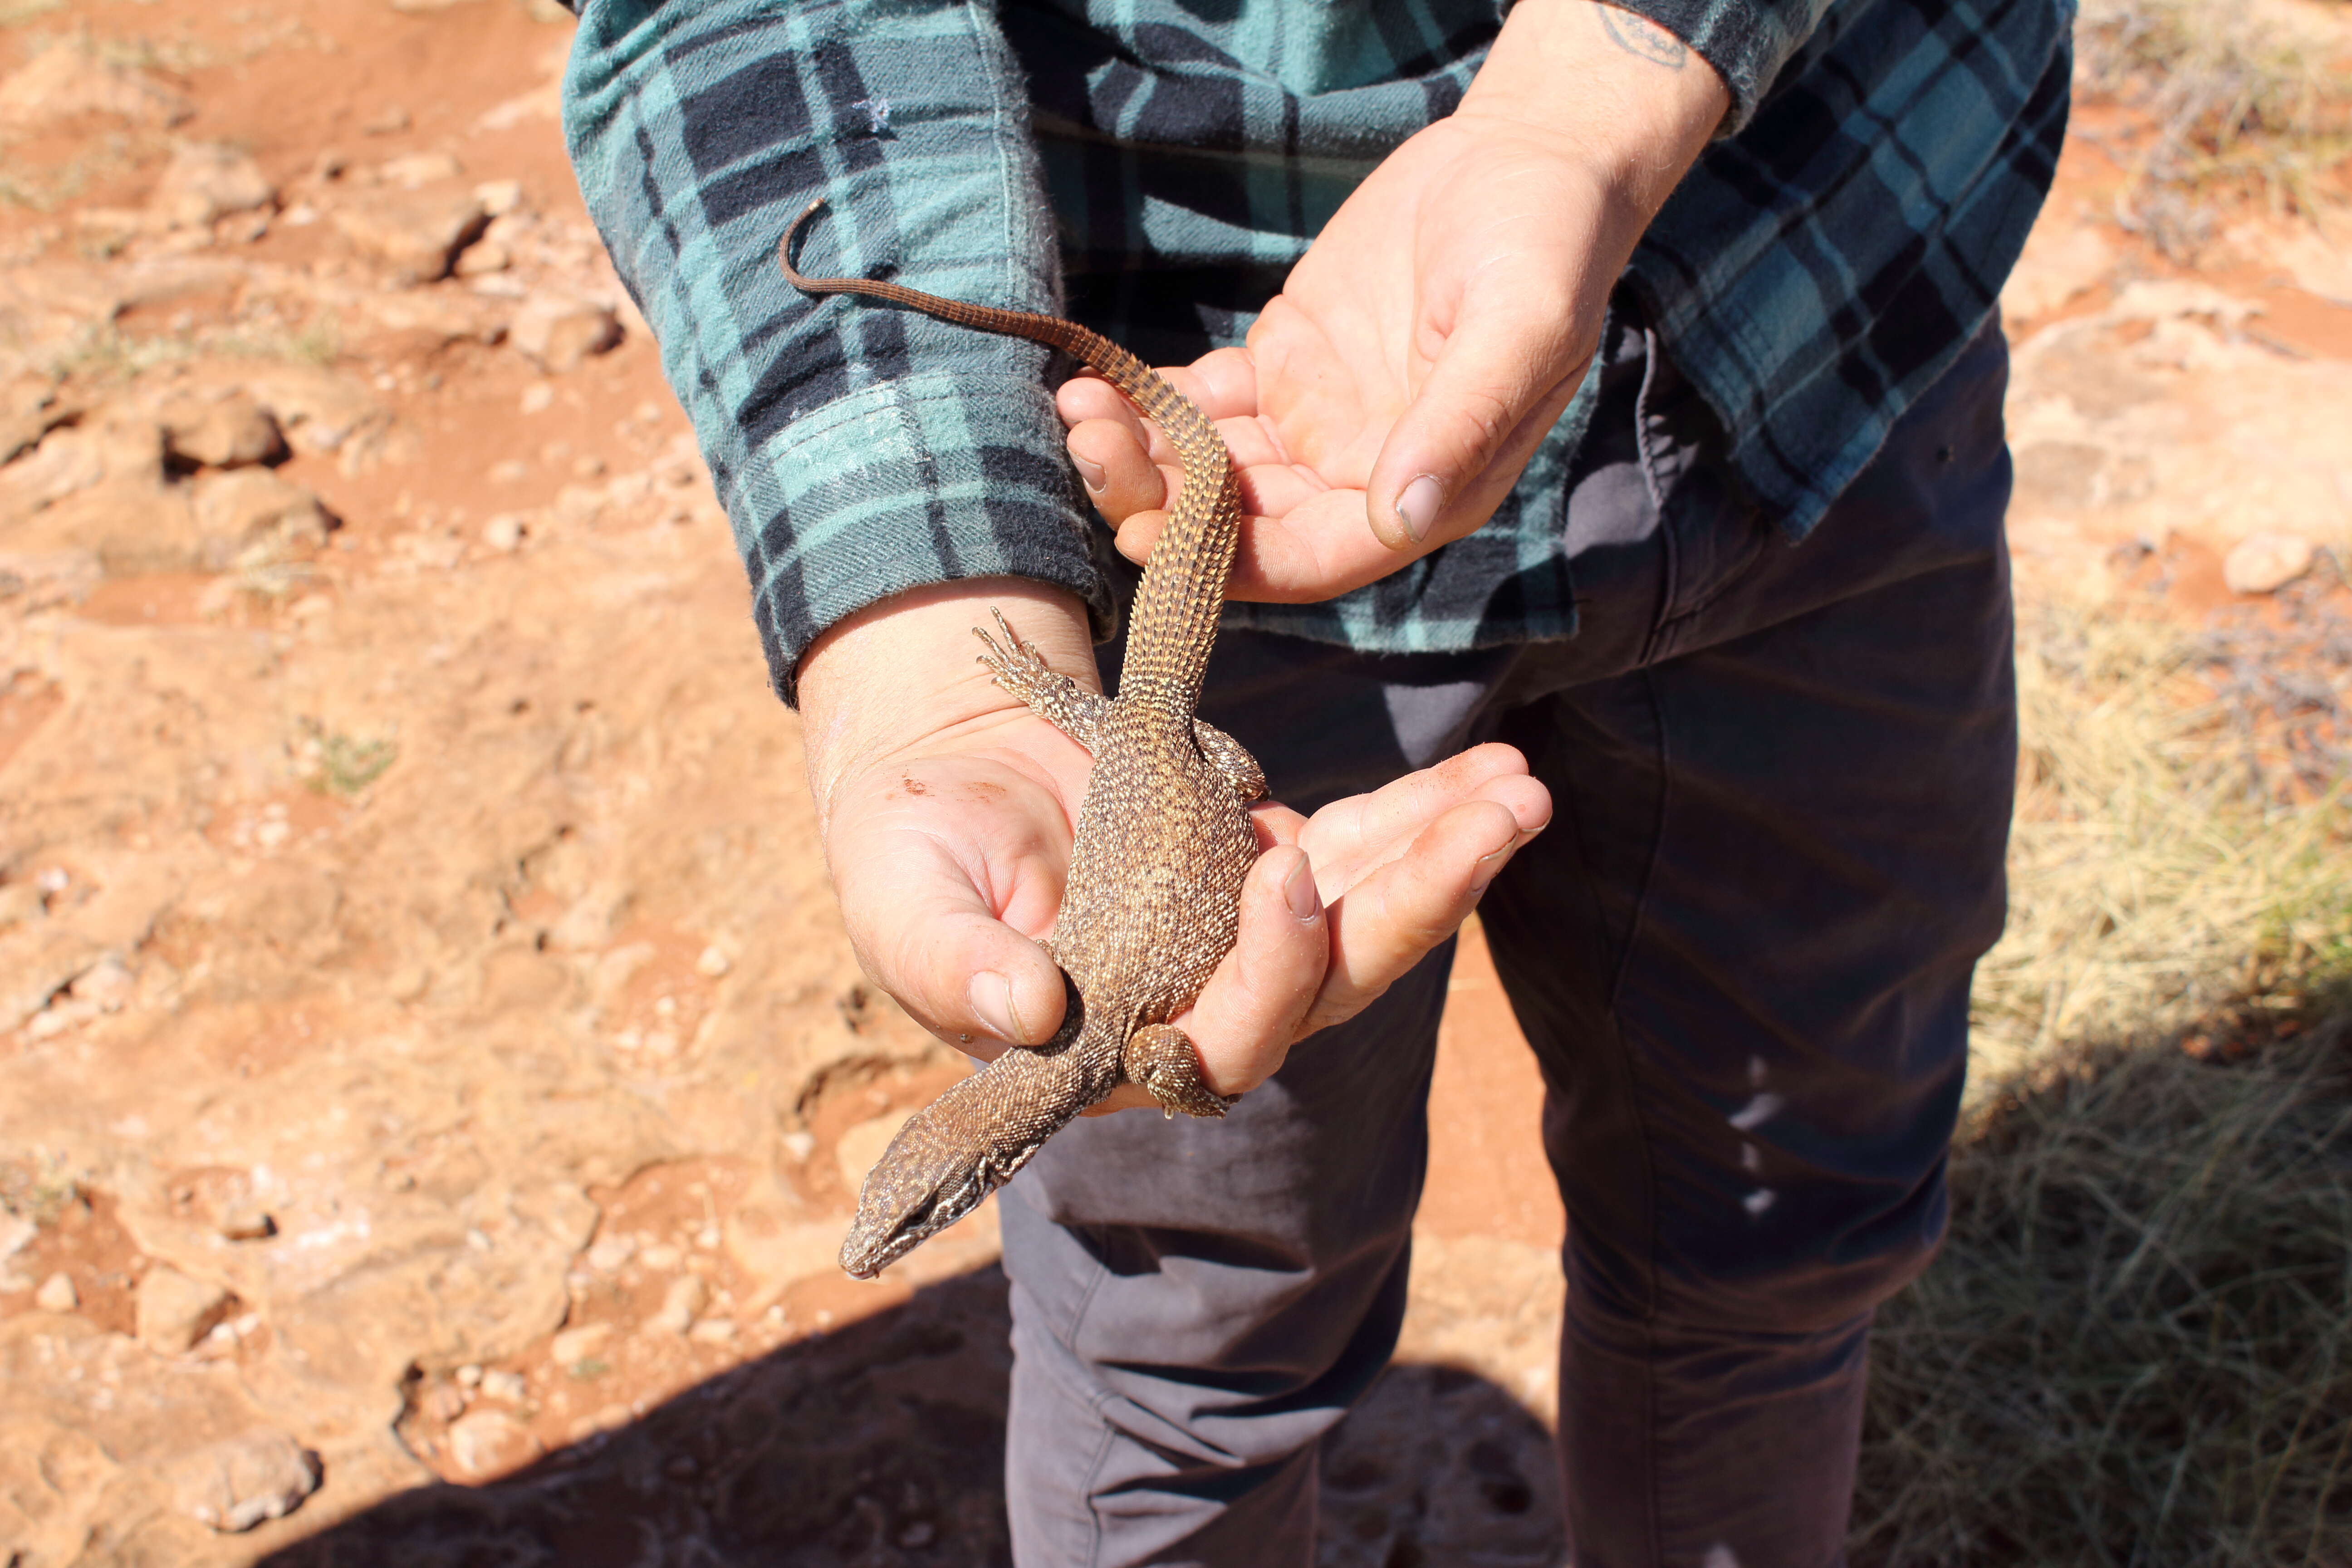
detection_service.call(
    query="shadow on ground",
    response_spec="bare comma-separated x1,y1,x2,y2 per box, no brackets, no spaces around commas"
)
255,1264,1565,1568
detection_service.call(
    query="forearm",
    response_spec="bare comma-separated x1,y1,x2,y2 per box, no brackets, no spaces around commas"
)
563,0,1112,706
797,579,1094,831
1464,0,1731,222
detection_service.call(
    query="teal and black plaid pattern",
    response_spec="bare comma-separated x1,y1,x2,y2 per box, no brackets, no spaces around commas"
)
561,0,2069,701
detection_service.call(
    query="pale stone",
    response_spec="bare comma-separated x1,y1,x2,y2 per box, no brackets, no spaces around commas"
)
695,945,731,977
191,468,331,564
482,514,525,552
167,1428,320,1532
333,191,489,285
509,292,622,372
378,151,463,189
549,1321,612,1367
478,1368,528,1404
0,43,193,128
151,143,277,230
162,392,287,470
34,1272,77,1313
473,178,524,216
137,1266,232,1353
687,1317,737,1345
2223,531,2318,595
217,1207,276,1242
650,1273,706,1336
444,1409,541,1480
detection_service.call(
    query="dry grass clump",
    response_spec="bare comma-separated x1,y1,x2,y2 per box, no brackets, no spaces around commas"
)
1854,1022,2352,1565
1970,591,2352,1084
2074,0,2352,253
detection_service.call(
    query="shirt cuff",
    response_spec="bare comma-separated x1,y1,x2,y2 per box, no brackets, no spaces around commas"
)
737,370,1116,705
1608,0,1841,132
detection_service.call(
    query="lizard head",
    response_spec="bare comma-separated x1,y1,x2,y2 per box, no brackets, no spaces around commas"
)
837,1110,999,1280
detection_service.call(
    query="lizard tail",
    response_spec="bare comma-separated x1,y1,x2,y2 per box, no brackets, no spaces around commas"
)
780,198,1241,714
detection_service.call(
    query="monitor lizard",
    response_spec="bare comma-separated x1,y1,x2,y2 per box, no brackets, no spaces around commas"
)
781,199,1268,1280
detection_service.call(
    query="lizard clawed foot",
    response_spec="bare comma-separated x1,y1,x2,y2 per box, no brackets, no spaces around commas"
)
972,607,1047,686
1123,1023,1235,1119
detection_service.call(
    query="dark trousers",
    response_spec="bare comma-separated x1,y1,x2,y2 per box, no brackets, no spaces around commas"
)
998,315,2018,1567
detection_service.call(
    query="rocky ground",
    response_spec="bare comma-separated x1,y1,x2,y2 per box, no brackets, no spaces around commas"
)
0,2,2347,1566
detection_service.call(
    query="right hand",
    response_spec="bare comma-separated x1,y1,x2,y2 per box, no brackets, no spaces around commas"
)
797,578,1550,1100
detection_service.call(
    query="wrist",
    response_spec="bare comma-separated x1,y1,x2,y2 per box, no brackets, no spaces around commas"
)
1463,0,1731,221
797,579,1097,826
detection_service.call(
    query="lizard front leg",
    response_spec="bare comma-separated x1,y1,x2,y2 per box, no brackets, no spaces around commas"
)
1123,1023,1235,1120
974,607,1108,749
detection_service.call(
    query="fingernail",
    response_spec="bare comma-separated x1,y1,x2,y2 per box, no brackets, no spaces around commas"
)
968,971,1028,1043
1470,846,1512,894
1071,453,1107,492
1282,851,1321,922
1393,474,1442,545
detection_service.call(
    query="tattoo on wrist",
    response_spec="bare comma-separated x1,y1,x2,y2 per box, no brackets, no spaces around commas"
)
1597,5,1689,69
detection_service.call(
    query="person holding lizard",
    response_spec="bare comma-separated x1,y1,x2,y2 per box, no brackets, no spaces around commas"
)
559,0,2069,1559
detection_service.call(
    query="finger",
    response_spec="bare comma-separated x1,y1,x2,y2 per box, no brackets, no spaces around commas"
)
1300,743,1546,889
830,821,1071,1055
1365,292,1584,551
1308,796,1527,1034
1066,418,1166,524
1172,843,1328,1097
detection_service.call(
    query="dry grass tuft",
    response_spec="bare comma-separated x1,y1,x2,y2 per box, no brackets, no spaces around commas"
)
1855,1022,2352,1565
1857,586,2352,1562
1971,589,2352,1083
2075,0,2352,253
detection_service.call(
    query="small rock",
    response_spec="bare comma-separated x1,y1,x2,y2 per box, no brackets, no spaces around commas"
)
34,1271,78,1313
695,945,731,978
478,1368,528,1404
167,1428,321,1533
151,142,277,230
509,292,622,372
70,956,134,1013
162,392,287,470
379,150,463,189
444,1410,542,1481
360,104,410,136
453,238,510,276
456,1363,483,1387
0,42,193,128
333,191,489,285
473,178,524,216
639,1241,683,1271
650,1273,706,1336
550,1322,612,1367
0,1213,34,1261
482,514,526,552
191,469,332,565
583,1233,636,1274
2223,531,2318,595
519,382,555,415
687,1317,737,1345
137,1266,234,1353
218,1206,276,1242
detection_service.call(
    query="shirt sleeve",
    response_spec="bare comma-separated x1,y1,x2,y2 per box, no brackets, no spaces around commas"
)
1603,0,1843,132
562,0,1117,706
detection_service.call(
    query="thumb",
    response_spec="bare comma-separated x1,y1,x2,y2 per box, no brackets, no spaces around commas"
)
1366,295,1589,551
832,828,1071,1053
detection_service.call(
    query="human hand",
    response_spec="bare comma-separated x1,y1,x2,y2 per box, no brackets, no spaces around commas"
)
1059,0,1729,603
797,580,1550,1110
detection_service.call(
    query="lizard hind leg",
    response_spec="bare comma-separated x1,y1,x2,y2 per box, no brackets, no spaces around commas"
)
1123,1024,1235,1120
973,608,1109,747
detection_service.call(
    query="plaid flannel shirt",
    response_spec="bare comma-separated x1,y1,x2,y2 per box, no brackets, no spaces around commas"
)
562,0,2071,701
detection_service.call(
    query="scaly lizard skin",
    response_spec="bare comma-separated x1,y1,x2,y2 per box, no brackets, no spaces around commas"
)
782,200,1268,1280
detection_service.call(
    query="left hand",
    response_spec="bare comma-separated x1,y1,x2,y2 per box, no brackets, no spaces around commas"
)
1059,0,1730,603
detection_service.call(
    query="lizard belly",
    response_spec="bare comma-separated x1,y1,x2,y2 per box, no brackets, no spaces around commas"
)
1050,724,1258,1034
